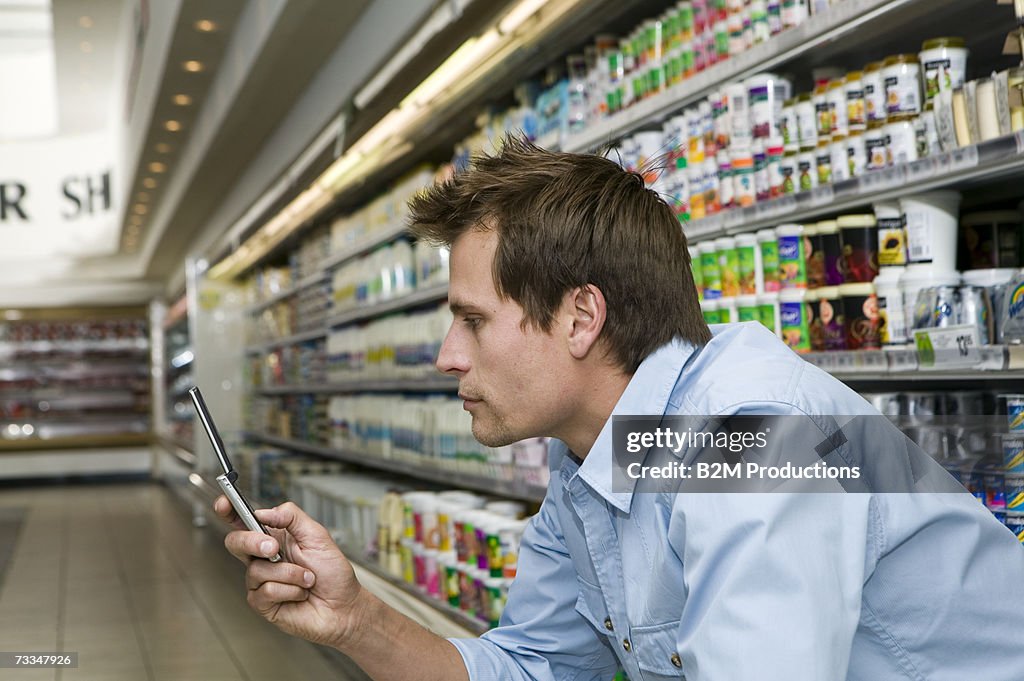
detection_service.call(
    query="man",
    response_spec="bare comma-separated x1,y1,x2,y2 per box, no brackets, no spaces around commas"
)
219,137,1024,680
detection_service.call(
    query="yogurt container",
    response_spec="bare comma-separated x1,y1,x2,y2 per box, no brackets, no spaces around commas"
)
883,54,923,118
779,288,811,352
776,224,807,289
862,61,887,125
757,228,780,292
736,232,764,294
919,37,968,103
845,70,867,132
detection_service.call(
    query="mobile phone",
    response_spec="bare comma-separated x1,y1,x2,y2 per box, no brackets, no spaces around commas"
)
189,386,282,562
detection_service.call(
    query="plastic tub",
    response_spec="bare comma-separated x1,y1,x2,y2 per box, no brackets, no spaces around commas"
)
883,54,923,118
779,288,811,352
919,37,968,103
757,291,781,336
757,228,780,292
736,232,763,294
874,201,907,267
845,70,866,132
776,224,807,289
874,266,908,345
899,190,962,271
862,61,887,124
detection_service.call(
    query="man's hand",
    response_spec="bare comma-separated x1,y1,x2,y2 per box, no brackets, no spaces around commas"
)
216,497,366,649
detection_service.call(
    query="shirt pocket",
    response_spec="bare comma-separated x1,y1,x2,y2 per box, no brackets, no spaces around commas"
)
631,620,687,680
574,576,611,636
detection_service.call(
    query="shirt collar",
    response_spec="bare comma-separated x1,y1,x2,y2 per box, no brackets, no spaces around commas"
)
568,338,698,513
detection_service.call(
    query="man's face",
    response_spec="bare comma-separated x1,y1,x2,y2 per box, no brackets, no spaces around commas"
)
436,229,574,447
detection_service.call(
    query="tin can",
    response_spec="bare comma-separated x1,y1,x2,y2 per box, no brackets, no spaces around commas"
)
958,285,993,345
1007,395,1024,433
1004,435,1024,474
931,285,960,328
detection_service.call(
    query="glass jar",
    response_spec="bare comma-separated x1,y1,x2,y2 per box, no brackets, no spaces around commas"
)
883,54,923,118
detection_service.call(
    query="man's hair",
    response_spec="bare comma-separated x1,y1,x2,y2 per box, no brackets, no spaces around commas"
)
407,135,711,373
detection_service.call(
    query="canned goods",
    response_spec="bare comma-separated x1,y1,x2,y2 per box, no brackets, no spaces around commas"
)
959,285,993,345
932,286,960,328
813,80,832,140
1008,395,1024,432
1005,435,1024,474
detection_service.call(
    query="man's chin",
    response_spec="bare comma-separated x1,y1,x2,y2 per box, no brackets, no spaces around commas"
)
470,421,518,449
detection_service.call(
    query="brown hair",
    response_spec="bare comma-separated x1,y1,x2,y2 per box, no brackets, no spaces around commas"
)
407,135,711,373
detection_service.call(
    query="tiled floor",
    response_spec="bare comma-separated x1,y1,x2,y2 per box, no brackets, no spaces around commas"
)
0,482,368,681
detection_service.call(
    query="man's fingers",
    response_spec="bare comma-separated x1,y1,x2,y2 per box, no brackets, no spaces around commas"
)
255,502,333,548
246,560,315,592
224,530,279,563
213,496,247,531
248,581,310,611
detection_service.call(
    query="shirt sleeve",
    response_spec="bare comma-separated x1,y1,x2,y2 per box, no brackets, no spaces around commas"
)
450,484,620,681
669,402,877,681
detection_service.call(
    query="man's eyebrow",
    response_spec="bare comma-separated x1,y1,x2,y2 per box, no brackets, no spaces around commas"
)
449,301,482,315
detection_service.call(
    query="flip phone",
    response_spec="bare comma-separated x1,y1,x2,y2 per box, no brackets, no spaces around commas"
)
189,386,282,562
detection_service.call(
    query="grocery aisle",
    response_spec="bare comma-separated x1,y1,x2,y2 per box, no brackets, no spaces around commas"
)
0,481,365,681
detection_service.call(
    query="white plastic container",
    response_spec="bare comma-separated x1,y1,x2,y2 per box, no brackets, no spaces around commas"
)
746,73,792,140
758,291,782,336
899,265,962,335
874,201,907,268
919,37,968,103
874,266,908,345
886,118,919,166
830,140,849,183
725,82,752,147
846,131,867,178
975,77,1002,142
883,55,923,118
899,191,962,271
735,232,764,294
864,125,890,171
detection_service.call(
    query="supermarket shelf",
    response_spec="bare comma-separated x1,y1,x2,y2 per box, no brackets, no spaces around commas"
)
320,222,410,272
804,346,1024,384
685,134,1024,242
534,129,562,152
247,271,330,315
254,376,458,394
0,338,149,355
246,432,546,503
326,283,449,329
338,544,489,637
245,328,329,354
564,0,929,154
0,432,152,452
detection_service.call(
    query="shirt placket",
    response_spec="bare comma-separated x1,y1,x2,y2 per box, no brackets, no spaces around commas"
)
567,478,640,681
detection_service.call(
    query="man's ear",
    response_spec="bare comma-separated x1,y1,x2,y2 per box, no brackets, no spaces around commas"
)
566,284,607,360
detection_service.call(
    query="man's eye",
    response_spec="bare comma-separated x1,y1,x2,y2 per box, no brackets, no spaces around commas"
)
463,317,481,329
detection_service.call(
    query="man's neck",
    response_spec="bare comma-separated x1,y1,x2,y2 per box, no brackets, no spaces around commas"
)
558,369,632,461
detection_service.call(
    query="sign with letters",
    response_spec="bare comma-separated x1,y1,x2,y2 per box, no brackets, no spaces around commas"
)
0,131,121,259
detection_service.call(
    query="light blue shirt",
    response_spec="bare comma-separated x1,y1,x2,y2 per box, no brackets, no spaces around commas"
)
450,322,1024,681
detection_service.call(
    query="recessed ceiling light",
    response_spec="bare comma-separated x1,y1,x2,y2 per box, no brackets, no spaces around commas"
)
148,162,167,173
194,19,217,32
129,215,142,225
183,60,204,73
80,41,93,53
164,120,182,132
142,177,157,189
127,225,140,235
79,16,93,29
155,143,172,153
137,192,150,203
133,204,148,215
172,94,192,106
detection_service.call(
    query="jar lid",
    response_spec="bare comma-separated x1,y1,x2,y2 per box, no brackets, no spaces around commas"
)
778,288,806,301
828,79,844,91
804,289,821,301
886,114,917,125
816,139,832,149
837,214,877,229
735,232,758,245
755,228,777,240
838,282,876,296
775,223,804,235
714,236,736,248
921,37,966,51
736,294,759,306
816,220,838,233
803,224,819,236
813,81,829,94
797,92,812,102
863,61,884,73
845,70,863,81
700,299,719,310
866,120,886,130
883,54,920,66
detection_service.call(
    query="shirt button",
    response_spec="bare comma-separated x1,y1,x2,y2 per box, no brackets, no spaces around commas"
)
622,639,632,652
603,617,614,631
671,653,682,668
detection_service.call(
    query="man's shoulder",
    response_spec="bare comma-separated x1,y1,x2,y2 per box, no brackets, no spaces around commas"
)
675,322,872,417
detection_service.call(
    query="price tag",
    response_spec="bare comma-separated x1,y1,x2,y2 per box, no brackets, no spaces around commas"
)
907,157,938,183
860,350,888,371
949,145,980,173
722,210,742,230
886,347,919,372
833,351,858,373
810,185,835,206
914,325,982,369
794,191,814,208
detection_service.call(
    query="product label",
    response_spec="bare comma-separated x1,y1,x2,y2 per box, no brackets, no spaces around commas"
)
779,158,797,194
719,247,740,297
797,158,816,191
865,133,891,171
877,218,907,266
738,245,757,294
750,86,772,138
777,235,806,287
815,151,831,185
701,251,722,292
846,88,866,128
885,72,921,116
761,240,780,291
863,75,885,122
914,324,982,369
780,300,810,351
796,103,817,148
780,107,796,148
829,91,849,138
923,58,952,101
878,293,908,344
905,214,932,264
815,98,832,138
847,139,867,177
